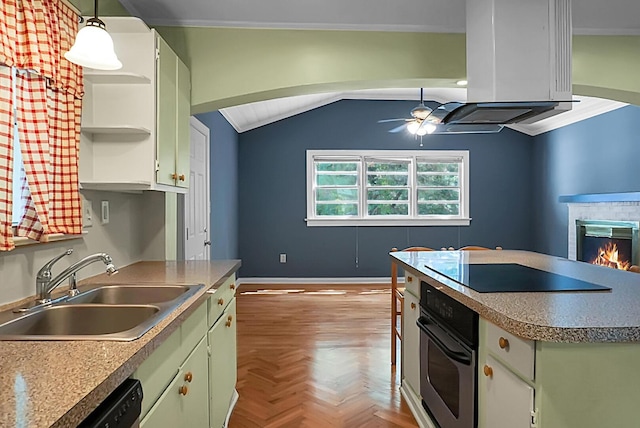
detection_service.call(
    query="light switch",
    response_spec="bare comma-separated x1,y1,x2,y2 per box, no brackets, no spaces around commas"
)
82,196,92,228
101,200,110,224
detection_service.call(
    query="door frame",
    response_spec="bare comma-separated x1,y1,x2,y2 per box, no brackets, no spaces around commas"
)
180,116,211,260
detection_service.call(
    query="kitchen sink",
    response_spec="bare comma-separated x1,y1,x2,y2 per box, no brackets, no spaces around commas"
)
0,283,205,341
67,285,194,305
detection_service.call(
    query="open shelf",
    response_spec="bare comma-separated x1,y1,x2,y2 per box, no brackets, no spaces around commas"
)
81,125,152,135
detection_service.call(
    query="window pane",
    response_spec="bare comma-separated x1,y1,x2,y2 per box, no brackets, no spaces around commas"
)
317,162,357,172
368,203,409,216
367,161,408,173
316,203,358,216
317,174,357,186
417,174,459,187
367,174,408,186
316,188,358,202
417,162,459,173
367,189,408,201
418,203,460,215
418,189,460,202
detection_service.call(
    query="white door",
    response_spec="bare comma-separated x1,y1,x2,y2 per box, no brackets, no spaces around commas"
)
185,117,210,260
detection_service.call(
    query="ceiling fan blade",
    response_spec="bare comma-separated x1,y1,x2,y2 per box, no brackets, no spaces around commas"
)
378,118,411,123
388,124,407,133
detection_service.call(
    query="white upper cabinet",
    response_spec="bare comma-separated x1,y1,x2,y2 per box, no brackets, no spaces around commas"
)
79,17,191,193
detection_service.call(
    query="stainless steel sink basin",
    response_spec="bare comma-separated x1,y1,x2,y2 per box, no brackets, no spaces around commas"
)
0,305,159,339
67,285,193,305
0,283,205,341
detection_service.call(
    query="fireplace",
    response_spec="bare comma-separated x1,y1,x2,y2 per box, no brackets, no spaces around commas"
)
576,220,639,270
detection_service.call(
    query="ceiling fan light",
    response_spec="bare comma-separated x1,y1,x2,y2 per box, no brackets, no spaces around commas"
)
424,123,437,134
416,126,428,136
65,17,122,70
407,121,421,134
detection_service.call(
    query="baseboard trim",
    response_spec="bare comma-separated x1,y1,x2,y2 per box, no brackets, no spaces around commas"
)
400,384,437,428
237,277,397,286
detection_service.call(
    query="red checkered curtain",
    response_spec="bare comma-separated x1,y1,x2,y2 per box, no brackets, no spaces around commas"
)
0,0,83,249
0,68,14,251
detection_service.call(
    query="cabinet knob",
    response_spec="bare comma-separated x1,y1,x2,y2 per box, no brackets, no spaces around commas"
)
178,174,185,181
226,315,233,327
171,173,178,180
218,298,224,306
410,302,416,309
184,372,193,383
179,385,189,396
230,283,236,290
407,276,413,282
483,364,493,378
499,337,510,350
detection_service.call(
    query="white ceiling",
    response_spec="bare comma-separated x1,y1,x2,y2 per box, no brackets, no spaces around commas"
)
119,0,640,35
119,0,637,135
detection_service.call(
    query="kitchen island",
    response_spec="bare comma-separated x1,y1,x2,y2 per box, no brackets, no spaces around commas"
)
0,260,240,428
392,250,640,428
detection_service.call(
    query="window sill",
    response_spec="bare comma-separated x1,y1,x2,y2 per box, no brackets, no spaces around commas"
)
12,231,87,247
305,218,472,227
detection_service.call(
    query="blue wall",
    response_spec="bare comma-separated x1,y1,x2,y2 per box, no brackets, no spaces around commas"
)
531,105,640,257
195,111,239,259
237,100,535,278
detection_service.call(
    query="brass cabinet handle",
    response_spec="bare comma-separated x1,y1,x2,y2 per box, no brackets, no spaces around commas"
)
410,302,416,309
499,337,510,350
483,364,493,378
407,276,413,282
178,174,185,181
230,283,236,290
184,372,193,383
179,385,188,396
171,173,178,180
226,315,233,327
218,298,224,306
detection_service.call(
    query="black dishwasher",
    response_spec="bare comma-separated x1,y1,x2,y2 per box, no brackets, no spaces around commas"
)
79,378,143,428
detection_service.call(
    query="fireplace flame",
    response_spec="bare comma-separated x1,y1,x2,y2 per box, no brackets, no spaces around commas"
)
590,243,632,270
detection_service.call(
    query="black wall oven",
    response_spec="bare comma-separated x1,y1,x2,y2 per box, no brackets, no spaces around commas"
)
418,281,478,428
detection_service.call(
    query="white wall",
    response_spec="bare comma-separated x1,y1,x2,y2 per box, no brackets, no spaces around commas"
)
0,189,166,306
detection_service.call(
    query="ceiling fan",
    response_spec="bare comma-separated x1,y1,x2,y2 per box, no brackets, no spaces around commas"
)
378,88,437,136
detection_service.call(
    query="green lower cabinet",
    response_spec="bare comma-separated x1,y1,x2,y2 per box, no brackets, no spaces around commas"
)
141,337,209,428
208,298,237,428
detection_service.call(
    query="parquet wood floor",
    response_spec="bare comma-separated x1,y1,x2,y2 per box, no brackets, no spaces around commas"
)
229,284,419,428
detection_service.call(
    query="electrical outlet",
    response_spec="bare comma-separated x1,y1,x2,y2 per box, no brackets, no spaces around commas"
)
279,253,287,263
82,196,92,228
101,200,110,224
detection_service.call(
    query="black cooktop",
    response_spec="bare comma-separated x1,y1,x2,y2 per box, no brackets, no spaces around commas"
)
424,263,611,293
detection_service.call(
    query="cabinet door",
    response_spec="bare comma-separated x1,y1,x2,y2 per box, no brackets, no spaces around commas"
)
182,337,210,427
482,355,534,428
402,291,421,396
175,57,190,189
156,36,178,186
140,369,183,428
208,298,237,428
141,337,209,428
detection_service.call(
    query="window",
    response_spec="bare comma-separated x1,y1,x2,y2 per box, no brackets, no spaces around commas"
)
10,67,25,226
306,150,470,226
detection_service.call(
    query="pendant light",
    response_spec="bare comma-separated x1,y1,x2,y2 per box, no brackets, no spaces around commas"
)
64,0,122,70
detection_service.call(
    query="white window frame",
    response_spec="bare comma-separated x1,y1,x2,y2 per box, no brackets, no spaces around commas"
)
306,150,471,227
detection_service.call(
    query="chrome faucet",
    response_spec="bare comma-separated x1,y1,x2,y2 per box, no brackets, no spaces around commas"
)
36,249,118,304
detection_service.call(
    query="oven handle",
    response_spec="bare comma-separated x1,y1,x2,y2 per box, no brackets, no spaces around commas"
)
417,316,472,365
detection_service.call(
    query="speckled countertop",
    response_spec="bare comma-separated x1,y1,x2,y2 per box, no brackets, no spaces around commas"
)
0,260,241,428
391,250,640,343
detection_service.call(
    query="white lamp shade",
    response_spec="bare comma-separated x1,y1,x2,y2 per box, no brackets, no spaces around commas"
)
64,24,122,70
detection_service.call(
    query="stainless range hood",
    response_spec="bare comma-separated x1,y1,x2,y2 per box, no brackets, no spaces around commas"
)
427,0,574,133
